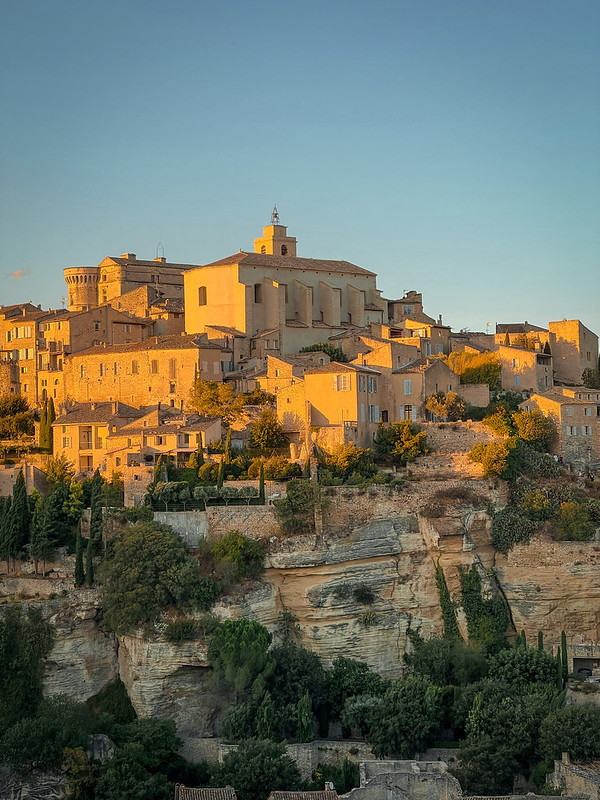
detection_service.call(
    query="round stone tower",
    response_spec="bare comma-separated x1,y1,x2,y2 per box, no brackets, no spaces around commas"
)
64,267,100,312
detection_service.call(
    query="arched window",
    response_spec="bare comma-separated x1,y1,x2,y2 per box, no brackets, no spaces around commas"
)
254,283,262,303
260,245,266,254
198,286,207,306
281,245,288,255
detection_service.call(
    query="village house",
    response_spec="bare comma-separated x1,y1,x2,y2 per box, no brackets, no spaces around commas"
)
549,319,599,385
391,358,463,421
497,343,554,393
257,352,332,395
52,401,142,475
63,334,222,408
277,361,385,450
521,386,600,469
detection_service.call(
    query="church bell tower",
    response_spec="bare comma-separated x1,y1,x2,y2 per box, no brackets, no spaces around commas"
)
253,206,297,257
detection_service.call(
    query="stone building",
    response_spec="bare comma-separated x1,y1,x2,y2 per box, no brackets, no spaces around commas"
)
391,358,462,422
549,319,599,385
521,386,600,469
497,343,553,393
184,214,387,356
64,252,202,312
63,334,222,408
277,361,385,450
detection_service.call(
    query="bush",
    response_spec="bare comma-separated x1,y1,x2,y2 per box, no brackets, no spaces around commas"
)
539,705,600,762
250,409,285,452
212,738,302,800
554,502,596,541
488,646,558,688
273,479,323,533
512,409,555,451
98,522,202,634
198,463,219,484
469,438,521,479
491,506,538,554
86,679,137,724
211,531,265,581
373,422,428,466
425,391,467,421
482,409,515,437
320,443,377,480
164,619,198,643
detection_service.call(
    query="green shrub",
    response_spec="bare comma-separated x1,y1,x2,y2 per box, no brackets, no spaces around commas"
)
164,619,198,643
198,463,219,484
86,678,137,724
211,531,265,581
373,422,428,466
554,502,596,541
491,506,538,554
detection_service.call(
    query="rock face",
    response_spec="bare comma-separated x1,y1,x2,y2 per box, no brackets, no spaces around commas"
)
117,634,223,739
22,478,600,750
41,593,118,702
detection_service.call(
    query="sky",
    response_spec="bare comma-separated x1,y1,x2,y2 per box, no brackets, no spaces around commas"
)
1,0,599,336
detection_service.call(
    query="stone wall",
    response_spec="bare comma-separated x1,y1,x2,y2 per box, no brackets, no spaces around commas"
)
218,739,375,780
206,505,280,540
154,510,209,545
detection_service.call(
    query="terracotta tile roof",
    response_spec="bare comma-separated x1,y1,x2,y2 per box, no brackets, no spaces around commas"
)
71,334,222,356
53,401,142,425
268,792,338,800
100,256,201,271
174,786,237,800
393,357,427,374
304,362,380,376
197,251,376,277
204,325,247,337
496,322,547,334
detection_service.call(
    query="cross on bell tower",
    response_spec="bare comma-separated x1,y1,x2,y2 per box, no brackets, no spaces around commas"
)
254,207,297,256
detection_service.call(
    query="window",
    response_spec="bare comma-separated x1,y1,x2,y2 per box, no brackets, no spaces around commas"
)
198,286,207,306
62,436,70,448
156,436,164,445
514,376,520,387
565,426,577,436
435,344,444,354
151,360,159,374
404,405,413,421
113,362,119,375
360,403,365,422
381,410,389,422
116,457,121,467
566,407,573,417
169,359,176,379
260,245,266,254
281,245,288,255
585,408,592,416
368,405,380,423
100,363,105,376
80,365,86,378
333,374,349,391
358,375,366,392
582,426,592,436
425,342,432,356
275,369,280,377
404,304,413,315
94,322,100,331
404,379,412,395
125,324,131,333
367,376,377,393
254,283,262,303
131,360,138,375
170,382,176,393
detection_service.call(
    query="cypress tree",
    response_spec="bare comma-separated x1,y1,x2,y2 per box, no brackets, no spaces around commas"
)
538,630,544,651
217,460,224,491
303,458,310,479
556,647,564,690
47,398,56,453
32,495,55,576
224,429,232,464
89,470,104,553
296,690,314,743
0,497,12,572
74,529,85,588
258,463,265,504
521,629,527,649
256,691,276,740
197,442,205,467
85,536,94,586
39,400,48,451
11,470,31,560
561,630,568,676
504,331,510,346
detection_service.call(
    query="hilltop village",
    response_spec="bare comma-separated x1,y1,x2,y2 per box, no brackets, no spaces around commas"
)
1,213,600,800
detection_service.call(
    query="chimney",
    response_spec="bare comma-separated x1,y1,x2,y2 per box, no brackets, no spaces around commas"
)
158,401,161,411
112,400,117,414
154,257,166,264
438,315,443,325
120,253,136,261
180,399,184,411
91,403,96,411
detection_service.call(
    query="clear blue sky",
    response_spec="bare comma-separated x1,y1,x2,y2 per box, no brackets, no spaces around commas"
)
1,0,599,336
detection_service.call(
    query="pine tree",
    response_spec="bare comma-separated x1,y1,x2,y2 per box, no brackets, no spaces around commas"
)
538,630,544,651
85,536,94,586
74,529,85,588
224,429,232,464
47,398,56,453
259,463,265,504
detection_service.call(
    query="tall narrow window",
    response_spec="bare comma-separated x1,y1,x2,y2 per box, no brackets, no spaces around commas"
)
151,360,158,374
169,359,176,379
254,283,262,303
281,245,288,255
260,245,266,254
198,286,207,306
